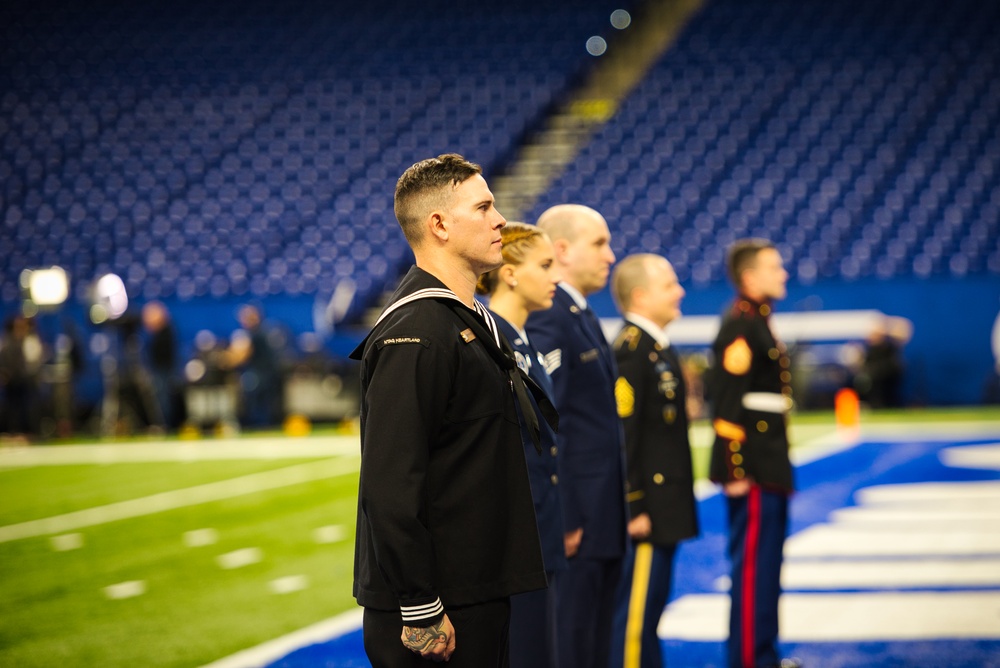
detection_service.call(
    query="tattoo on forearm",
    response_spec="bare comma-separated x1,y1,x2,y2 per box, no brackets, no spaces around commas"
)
402,619,448,652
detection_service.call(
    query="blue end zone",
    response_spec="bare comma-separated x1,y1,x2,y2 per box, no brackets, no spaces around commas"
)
662,639,1000,668
267,631,368,668
267,432,1000,668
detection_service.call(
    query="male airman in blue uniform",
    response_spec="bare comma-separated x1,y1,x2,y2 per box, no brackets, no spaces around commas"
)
526,204,628,668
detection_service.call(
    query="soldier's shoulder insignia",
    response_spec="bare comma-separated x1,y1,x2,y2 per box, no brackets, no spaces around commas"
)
615,376,635,418
722,336,752,375
614,325,641,352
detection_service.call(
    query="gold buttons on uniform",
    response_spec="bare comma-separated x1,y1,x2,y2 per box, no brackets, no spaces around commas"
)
734,467,745,479
732,454,743,465
757,420,768,432
759,304,771,316
729,441,741,452
663,406,677,424
550,446,558,457
768,348,780,360
653,473,664,485
780,357,790,368
550,474,559,485
780,371,792,383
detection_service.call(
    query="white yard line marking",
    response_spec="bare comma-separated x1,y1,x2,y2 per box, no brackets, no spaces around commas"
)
786,523,1000,558
217,547,263,570
0,457,359,544
103,580,146,600
0,436,360,467
856,480,1000,505
829,506,1000,523
198,608,364,668
661,591,1000,641
782,557,1000,589
860,422,1000,440
941,442,1000,470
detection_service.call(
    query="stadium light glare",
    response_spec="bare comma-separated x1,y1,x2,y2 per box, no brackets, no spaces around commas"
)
90,273,128,324
21,266,70,307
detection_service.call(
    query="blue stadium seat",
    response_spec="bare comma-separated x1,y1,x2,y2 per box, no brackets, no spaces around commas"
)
2,0,998,322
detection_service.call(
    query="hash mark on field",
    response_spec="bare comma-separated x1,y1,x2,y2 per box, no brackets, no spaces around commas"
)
312,525,346,544
103,580,146,600
184,528,219,547
217,547,263,569
50,533,84,551
269,575,310,594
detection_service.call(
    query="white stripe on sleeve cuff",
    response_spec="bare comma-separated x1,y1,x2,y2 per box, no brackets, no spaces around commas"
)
400,598,444,624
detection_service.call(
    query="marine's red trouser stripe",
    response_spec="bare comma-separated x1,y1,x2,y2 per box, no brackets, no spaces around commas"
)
741,485,762,668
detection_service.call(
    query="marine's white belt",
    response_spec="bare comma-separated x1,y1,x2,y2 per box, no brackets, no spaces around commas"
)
742,392,793,413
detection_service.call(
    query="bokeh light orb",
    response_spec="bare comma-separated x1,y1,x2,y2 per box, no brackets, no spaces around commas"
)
586,36,608,56
610,9,631,29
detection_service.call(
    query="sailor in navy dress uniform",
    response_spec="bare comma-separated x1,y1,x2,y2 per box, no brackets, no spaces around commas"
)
351,154,556,667
707,239,801,668
353,266,552,667
607,254,698,668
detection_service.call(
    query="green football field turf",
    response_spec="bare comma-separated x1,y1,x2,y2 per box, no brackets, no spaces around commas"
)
2,407,998,667
1,446,361,668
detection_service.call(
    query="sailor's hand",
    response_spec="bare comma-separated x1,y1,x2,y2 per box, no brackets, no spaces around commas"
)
401,614,456,662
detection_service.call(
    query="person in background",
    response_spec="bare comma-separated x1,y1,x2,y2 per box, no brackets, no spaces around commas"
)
984,307,1000,404
222,304,283,428
608,254,699,668
0,315,44,442
708,238,801,668
142,301,178,430
525,204,627,668
349,154,552,666
856,316,912,408
477,221,566,667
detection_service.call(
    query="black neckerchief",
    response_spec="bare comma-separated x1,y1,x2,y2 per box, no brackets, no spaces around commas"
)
448,301,558,454
353,282,557,453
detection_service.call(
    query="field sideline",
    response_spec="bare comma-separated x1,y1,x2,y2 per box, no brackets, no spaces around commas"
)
1,408,998,667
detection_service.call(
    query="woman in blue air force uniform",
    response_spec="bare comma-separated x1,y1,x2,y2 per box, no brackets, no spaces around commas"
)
477,222,566,668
